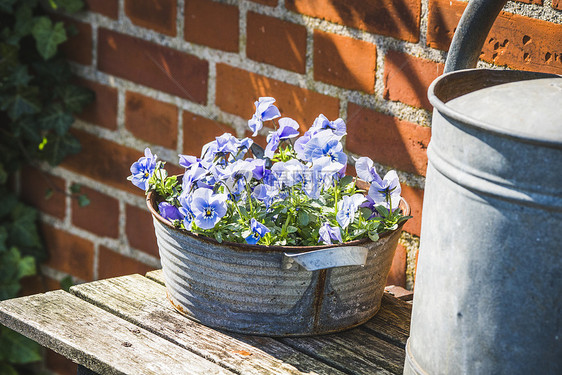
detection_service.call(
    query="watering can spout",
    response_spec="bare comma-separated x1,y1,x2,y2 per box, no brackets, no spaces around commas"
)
443,0,507,73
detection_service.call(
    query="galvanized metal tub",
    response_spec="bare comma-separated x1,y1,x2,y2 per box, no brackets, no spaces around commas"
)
404,1,562,373
147,191,409,336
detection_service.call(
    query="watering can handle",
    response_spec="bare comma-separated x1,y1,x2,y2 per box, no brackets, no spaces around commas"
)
444,0,508,74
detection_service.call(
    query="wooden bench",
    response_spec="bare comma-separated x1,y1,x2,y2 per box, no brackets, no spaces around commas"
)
0,270,412,374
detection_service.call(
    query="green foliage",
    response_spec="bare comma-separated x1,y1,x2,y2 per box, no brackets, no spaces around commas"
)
0,0,90,372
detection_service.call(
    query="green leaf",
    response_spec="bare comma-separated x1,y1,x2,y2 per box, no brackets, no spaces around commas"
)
0,227,8,252
13,3,34,39
0,363,18,375
0,0,18,13
51,0,84,13
59,275,73,292
375,204,390,218
286,226,298,234
0,43,19,76
0,191,18,219
368,231,379,242
41,132,81,165
0,162,7,184
1,86,41,120
77,194,90,207
7,65,33,87
31,17,67,60
14,115,43,143
0,326,42,364
9,203,41,249
56,84,94,113
17,255,35,278
297,210,309,226
69,183,82,194
39,103,74,134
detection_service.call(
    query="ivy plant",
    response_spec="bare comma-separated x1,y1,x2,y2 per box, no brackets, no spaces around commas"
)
0,0,92,373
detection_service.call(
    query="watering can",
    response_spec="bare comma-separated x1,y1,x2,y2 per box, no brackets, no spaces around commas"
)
404,0,562,374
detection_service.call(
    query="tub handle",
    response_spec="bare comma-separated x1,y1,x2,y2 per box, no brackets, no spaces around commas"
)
283,246,369,271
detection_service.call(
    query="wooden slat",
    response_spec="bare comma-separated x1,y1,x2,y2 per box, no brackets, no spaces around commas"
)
71,274,346,375
0,290,232,375
146,269,408,374
361,294,412,347
280,329,404,375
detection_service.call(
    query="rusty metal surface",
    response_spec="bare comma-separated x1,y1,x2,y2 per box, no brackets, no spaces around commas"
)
148,195,408,337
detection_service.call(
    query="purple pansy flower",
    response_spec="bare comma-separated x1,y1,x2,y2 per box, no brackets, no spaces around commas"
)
158,202,183,222
190,188,228,229
302,132,347,165
271,159,305,187
366,170,401,212
245,218,270,244
318,222,343,245
248,97,281,136
178,191,195,230
129,148,156,191
336,194,366,229
252,183,279,208
178,154,200,169
355,157,383,185
265,117,300,158
310,114,347,136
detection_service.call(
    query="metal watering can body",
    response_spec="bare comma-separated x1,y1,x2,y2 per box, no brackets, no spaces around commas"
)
405,1,562,374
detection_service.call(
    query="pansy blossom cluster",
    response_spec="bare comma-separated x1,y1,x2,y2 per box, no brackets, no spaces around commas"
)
128,97,410,246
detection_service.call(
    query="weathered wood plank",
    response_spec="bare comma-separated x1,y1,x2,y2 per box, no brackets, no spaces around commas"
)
361,294,412,347
0,290,232,375
71,274,346,375
280,328,405,375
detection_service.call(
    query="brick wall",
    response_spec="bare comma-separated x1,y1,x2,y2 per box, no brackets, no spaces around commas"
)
20,0,561,299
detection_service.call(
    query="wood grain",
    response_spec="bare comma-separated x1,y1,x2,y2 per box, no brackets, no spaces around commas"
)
71,274,345,375
0,290,231,375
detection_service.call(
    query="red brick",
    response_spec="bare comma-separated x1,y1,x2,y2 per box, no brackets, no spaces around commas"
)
41,224,94,281
85,0,119,19
515,0,542,4
185,0,239,52
427,0,562,74
216,64,339,131
98,28,208,103
314,30,377,93
183,112,234,156
247,12,307,73
20,274,61,296
383,51,444,110
250,0,277,5
125,92,178,149
286,0,421,43
401,184,423,236
347,103,431,176
98,246,154,279
57,16,92,65
553,0,562,10
74,78,118,130
125,0,176,36
20,166,66,220
62,129,145,196
126,204,159,257
46,349,77,375
386,243,406,288
71,186,119,238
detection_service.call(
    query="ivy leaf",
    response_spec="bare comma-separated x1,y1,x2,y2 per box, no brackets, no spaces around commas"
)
31,17,67,60
41,132,81,165
60,275,74,291
77,194,90,207
39,103,74,135
50,0,84,13
0,227,8,252
14,115,43,143
9,203,41,249
0,327,42,364
0,43,19,76
13,3,34,39
31,58,71,85
7,65,33,87
0,86,41,120
0,363,18,375
0,0,18,13
55,84,94,113
0,191,18,219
